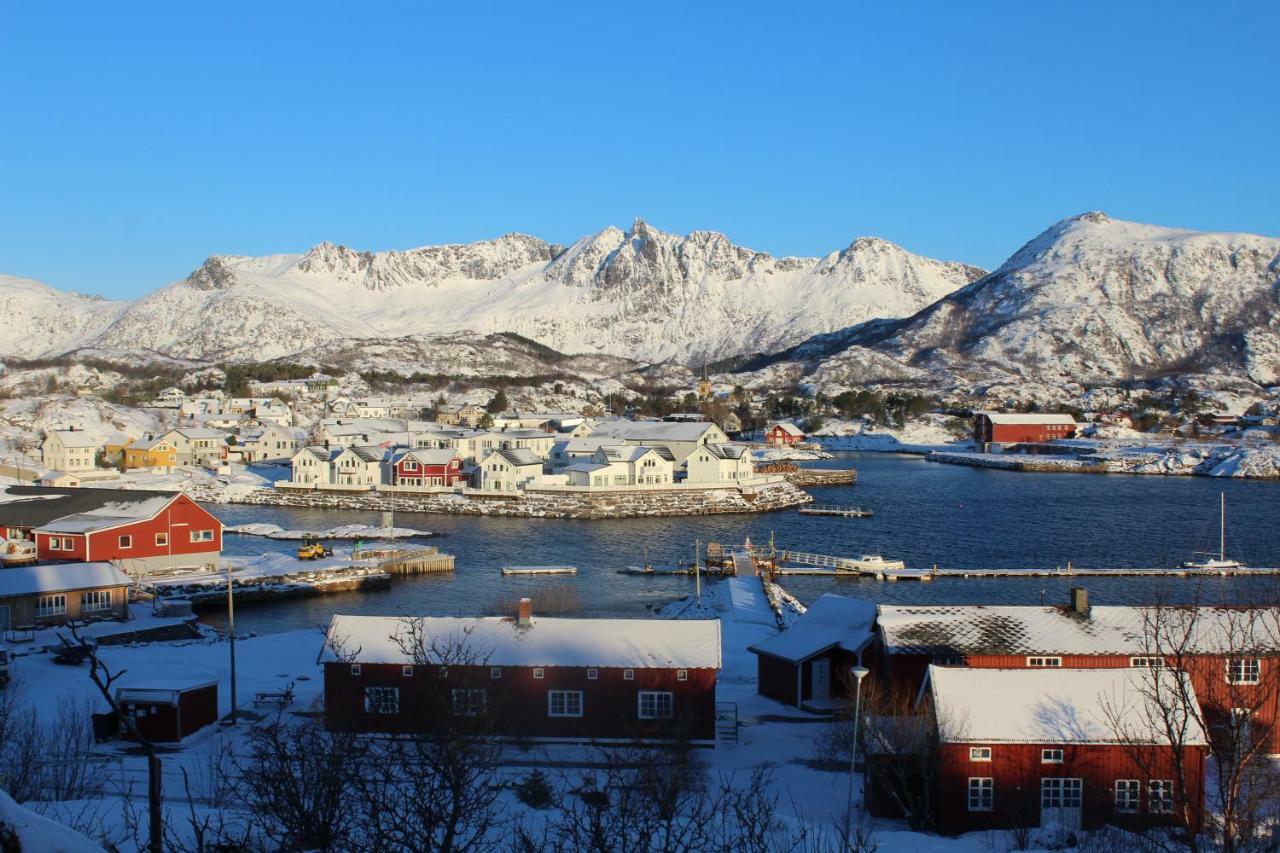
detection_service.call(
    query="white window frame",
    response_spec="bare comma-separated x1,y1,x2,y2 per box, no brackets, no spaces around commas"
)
967,777,994,812
637,690,674,720
190,529,214,543
36,594,67,617
533,667,544,680
1115,779,1140,814
452,688,486,717
402,666,413,678
118,534,132,549
1027,656,1062,668
350,664,361,676
586,667,598,680
969,746,992,762
364,686,399,715
676,669,688,682
438,667,448,679
1226,658,1261,685
623,668,635,681
1148,779,1174,814
155,532,168,547
1041,777,1083,809
1041,748,1065,764
80,590,112,613
1130,656,1163,668
548,689,584,718
490,667,502,679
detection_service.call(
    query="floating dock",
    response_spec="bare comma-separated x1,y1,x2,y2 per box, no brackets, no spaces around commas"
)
797,504,872,518
772,560,1280,582
501,565,577,576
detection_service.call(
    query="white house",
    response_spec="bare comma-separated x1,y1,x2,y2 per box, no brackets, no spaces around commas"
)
290,446,338,485
495,428,557,458
561,445,675,488
478,448,544,492
332,445,385,486
243,424,308,462
153,387,187,408
160,428,228,467
589,420,728,463
41,430,99,474
684,443,755,484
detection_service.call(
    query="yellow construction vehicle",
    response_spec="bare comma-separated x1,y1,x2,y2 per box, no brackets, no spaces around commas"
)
296,536,332,560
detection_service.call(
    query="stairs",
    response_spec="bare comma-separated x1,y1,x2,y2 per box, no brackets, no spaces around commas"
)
715,701,739,744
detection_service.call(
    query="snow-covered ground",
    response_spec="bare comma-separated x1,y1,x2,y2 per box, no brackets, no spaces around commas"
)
812,416,966,453
750,446,833,462
224,522,433,540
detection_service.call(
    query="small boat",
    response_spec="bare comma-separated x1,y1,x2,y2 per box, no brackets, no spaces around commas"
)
500,565,577,576
798,504,873,518
1,538,37,567
1181,493,1244,571
845,554,906,571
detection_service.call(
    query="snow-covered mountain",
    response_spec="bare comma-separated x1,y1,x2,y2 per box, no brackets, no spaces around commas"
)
0,275,131,359
771,212,1280,388
1,220,983,364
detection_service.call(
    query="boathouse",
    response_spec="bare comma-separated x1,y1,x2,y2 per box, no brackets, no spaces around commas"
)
0,562,131,629
748,594,876,710
972,412,1077,447
116,680,219,742
0,486,222,574
896,666,1208,836
319,601,722,741
764,421,805,446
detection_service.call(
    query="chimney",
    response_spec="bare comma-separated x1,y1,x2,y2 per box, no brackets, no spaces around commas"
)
1070,587,1090,618
517,597,533,627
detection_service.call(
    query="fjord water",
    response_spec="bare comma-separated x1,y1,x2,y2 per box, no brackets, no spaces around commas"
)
204,453,1280,635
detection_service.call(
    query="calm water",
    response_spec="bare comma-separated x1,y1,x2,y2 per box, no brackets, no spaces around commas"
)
203,453,1280,634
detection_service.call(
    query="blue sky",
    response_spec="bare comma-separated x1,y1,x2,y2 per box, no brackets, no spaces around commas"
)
2,1,1277,299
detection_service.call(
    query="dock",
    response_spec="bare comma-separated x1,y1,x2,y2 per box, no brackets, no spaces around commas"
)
501,565,577,576
797,504,872,518
771,559,1280,582
355,545,455,575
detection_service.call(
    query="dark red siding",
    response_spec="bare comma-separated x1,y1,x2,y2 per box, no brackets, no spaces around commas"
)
972,414,1077,445
122,684,218,743
324,662,717,741
36,494,222,565
756,653,800,706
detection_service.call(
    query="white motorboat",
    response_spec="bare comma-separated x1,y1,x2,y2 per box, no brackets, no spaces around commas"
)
1,538,37,567
847,554,906,571
1181,493,1244,571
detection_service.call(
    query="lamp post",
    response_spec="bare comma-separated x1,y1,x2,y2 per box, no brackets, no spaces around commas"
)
845,665,870,847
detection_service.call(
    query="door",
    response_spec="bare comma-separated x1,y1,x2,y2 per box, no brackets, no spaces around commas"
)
0,604,9,632
1040,778,1083,833
811,658,831,701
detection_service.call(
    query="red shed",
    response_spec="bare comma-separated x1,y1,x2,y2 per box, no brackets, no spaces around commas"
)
320,601,721,742
389,448,464,487
972,412,1077,447
764,422,805,446
898,666,1209,836
115,681,219,743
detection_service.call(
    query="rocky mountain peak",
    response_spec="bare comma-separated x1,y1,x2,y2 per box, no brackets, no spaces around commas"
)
185,256,240,291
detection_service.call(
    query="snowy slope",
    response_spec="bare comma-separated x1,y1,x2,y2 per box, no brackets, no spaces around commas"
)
781,212,1280,387
0,274,129,359
5,221,983,364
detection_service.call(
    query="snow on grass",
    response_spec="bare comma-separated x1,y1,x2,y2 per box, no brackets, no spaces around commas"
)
225,522,433,540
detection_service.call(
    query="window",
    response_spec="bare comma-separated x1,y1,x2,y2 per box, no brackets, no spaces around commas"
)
623,669,635,681
490,667,502,679
452,689,486,717
1130,656,1163,668
190,530,214,543
1115,779,1141,813
638,691,674,719
1227,658,1261,685
1148,780,1174,814
155,532,168,547
969,747,992,762
118,535,132,549
533,667,544,680
1041,778,1082,809
364,686,399,715
438,667,448,679
548,690,583,717
933,655,966,666
967,777,993,811
1027,656,1062,668
586,668,598,680
1041,748,1064,764
677,669,688,682
81,590,112,612
47,537,62,551
37,594,67,617
350,664,362,676
402,666,413,678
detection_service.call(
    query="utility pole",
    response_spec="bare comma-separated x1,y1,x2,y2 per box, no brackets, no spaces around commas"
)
226,559,238,725
695,539,702,605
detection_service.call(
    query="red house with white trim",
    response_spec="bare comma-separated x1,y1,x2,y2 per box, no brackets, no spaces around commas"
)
388,448,463,487
0,486,222,574
320,602,721,741
764,422,805,446
972,411,1077,446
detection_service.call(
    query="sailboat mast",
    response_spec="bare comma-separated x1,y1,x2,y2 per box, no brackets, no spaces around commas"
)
1220,492,1226,562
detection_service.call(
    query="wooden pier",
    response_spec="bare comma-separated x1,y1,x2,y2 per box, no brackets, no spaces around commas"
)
501,565,577,576
797,504,872,518
355,546,455,575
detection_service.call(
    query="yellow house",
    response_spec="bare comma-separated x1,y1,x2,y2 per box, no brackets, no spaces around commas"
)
103,433,136,464
123,437,178,470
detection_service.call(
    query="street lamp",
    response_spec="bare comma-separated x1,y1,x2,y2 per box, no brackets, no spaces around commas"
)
845,665,870,847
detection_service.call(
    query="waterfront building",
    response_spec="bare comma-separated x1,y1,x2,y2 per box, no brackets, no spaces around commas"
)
972,412,1078,447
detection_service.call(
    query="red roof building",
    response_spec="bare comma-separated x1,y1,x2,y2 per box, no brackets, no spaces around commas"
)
389,448,464,487
972,412,1077,446
764,422,805,446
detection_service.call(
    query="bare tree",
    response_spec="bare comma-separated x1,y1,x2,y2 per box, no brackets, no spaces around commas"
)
851,678,947,832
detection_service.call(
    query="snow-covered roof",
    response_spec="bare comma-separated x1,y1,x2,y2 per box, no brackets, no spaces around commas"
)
976,412,1077,426
130,437,172,451
591,421,722,442
321,614,721,669
768,422,805,436
929,666,1208,746
878,604,1280,656
487,448,543,467
341,445,386,463
705,442,749,460
0,487,183,529
395,448,458,466
47,430,100,448
563,462,609,473
749,594,876,663
172,428,228,440
116,680,217,704
599,445,664,463
0,562,132,597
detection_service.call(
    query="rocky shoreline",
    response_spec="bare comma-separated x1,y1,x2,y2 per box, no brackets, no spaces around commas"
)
222,478,816,519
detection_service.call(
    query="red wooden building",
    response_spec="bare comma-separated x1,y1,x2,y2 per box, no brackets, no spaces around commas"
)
388,448,464,487
320,601,721,742
115,681,219,742
764,422,805,446
972,411,1077,446
0,486,222,575
749,593,876,711
889,666,1209,836
874,594,1280,756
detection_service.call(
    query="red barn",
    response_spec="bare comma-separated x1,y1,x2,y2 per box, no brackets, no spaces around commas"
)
389,448,463,487
764,422,805,446
910,666,1208,836
972,412,1077,446
0,486,222,575
874,595,1280,756
116,681,219,742
320,601,721,742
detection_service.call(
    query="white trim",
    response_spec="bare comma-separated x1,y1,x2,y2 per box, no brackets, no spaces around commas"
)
547,689,583,718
